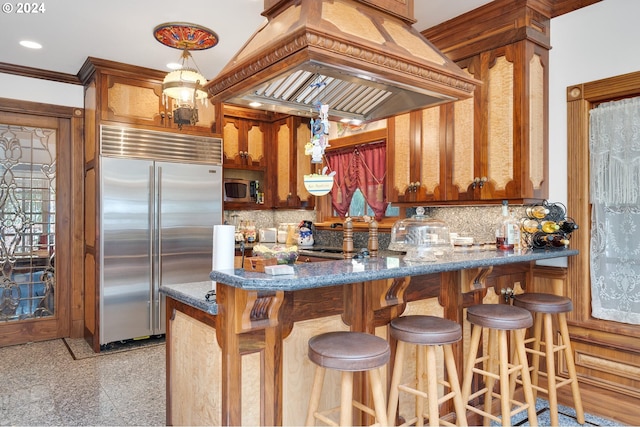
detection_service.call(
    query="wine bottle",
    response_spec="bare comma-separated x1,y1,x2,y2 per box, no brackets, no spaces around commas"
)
531,232,569,248
495,201,508,249
547,233,570,247
521,219,540,234
541,220,560,233
509,208,521,250
526,205,550,219
559,218,579,234
496,200,519,250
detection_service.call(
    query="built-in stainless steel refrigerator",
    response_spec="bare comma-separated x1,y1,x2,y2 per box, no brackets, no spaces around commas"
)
99,125,223,346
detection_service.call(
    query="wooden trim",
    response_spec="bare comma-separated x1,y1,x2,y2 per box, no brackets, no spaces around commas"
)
0,97,79,118
0,62,80,85
566,71,640,426
422,0,599,63
78,57,167,84
567,70,640,336
0,99,83,345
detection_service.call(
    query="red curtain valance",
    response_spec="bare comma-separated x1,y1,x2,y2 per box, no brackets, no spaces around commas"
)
325,142,386,220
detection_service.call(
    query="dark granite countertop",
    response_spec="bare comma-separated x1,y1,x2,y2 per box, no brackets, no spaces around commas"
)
162,281,219,315
160,248,578,315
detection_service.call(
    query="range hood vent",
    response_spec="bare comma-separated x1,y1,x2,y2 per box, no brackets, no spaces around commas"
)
206,0,478,122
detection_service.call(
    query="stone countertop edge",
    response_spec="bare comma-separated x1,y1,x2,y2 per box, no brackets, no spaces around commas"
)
161,281,219,315
215,248,578,291
160,249,578,312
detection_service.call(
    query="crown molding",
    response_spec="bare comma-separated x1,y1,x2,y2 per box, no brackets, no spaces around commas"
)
0,62,80,85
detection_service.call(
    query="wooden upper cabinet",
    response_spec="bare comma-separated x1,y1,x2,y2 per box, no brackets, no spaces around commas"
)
222,116,266,169
272,117,314,209
102,74,166,127
421,0,550,203
103,75,217,134
455,43,548,202
387,110,444,203
79,58,218,135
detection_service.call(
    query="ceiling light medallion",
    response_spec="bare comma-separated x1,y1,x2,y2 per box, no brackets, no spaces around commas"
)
153,22,218,129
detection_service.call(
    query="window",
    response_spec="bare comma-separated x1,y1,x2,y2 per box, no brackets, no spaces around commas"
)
317,129,403,226
340,188,399,218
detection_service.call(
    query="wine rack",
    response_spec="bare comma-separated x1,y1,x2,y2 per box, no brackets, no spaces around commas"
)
521,200,579,249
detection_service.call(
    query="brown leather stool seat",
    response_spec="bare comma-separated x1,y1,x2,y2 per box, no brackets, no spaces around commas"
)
305,331,390,426
466,303,533,330
514,292,572,313
390,315,462,345
387,316,467,426
513,293,584,426
461,304,538,426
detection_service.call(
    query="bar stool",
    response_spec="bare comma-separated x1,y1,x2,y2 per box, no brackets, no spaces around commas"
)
512,293,584,426
461,304,538,427
305,331,390,426
387,315,468,427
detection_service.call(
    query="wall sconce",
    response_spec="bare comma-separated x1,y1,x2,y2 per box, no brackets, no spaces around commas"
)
154,22,218,129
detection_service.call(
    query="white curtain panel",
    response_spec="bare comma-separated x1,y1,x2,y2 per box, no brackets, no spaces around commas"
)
589,96,640,324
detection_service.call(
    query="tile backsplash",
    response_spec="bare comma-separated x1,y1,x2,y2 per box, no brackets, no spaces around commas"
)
225,205,526,250
224,209,316,232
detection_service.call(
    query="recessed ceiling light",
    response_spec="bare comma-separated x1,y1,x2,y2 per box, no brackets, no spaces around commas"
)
19,40,42,49
249,102,262,108
166,62,182,70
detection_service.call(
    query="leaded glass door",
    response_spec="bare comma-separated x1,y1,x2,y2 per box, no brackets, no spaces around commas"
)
0,124,56,322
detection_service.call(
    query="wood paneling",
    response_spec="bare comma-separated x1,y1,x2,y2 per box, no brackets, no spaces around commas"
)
564,70,640,425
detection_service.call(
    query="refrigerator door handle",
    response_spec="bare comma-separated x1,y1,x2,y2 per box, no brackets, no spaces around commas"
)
149,165,155,332
156,166,163,330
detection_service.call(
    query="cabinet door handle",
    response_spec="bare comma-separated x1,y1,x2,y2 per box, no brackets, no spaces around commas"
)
472,177,488,189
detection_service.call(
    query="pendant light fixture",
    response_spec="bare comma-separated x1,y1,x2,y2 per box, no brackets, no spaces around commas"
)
153,22,218,129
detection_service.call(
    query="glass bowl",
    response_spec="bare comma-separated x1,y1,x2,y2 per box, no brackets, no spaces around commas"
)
252,244,299,264
388,207,452,262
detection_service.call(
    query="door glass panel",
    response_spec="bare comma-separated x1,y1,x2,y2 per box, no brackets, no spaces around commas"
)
0,124,56,322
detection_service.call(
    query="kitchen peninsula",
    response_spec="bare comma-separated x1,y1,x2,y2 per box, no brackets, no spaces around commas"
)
161,248,578,426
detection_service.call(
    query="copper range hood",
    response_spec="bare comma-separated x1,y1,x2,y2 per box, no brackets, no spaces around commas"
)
206,0,478,122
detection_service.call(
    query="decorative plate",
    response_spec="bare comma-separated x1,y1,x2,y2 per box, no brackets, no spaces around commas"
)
153,22,218,50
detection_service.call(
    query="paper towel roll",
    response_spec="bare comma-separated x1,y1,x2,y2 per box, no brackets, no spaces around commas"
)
212,224,236,290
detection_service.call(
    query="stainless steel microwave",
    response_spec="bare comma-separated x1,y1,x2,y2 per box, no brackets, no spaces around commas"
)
224,178,252,202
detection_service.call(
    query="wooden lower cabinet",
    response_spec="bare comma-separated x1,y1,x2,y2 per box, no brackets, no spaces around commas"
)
166,296,349,426
165,263,536,426
166,296,447,426
167,308,223,426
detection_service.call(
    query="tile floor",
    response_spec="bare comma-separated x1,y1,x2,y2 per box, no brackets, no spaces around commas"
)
0,339,165,426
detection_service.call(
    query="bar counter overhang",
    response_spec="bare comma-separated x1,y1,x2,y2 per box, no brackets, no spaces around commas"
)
161,248,578,426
